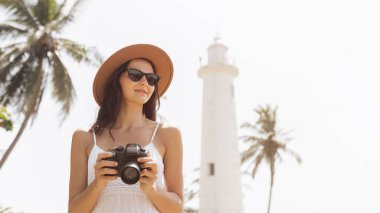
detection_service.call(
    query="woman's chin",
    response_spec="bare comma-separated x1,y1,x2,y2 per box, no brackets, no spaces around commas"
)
129,97,150,105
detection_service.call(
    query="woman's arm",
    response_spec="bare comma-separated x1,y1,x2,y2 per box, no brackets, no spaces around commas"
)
146,126,184,213
68,130,117,213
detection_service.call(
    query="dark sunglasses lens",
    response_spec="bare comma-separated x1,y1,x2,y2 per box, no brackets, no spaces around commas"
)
127,69,143,82
146,75,160,86
127,69,159,86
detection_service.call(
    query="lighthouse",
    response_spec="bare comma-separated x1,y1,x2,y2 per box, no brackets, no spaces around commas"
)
198,36,244,213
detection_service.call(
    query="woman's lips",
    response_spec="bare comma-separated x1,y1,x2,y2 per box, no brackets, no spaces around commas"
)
135,90,148,95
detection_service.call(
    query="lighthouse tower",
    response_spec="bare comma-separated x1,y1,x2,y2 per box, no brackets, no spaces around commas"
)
198,36,243,213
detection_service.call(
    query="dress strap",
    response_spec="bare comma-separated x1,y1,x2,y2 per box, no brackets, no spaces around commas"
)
92,131,97,145
148,121,161,145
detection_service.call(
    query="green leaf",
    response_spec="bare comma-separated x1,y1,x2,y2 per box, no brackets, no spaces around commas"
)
0,106,13,131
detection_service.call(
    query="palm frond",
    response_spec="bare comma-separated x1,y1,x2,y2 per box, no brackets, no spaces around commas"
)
57,38,102,66
0,43,27,64
21,57,44,116
189,177,200,186
280,137,294,143
276,128,296,144
0,48,28,84
29,71,48,126
185,188,199,201
240,121,258,130
239,135,264,144
276,128,295,137
250,152,265,180
33,0,57,25
48,0,82,32
185,167,200,188
0,60,31,107
0,23,28,39
255,104,278,134
0,54,38,115
276,152,283,163
280,146,302,164
240,143,260,164
0,42,26,55
242,155,256,174
0,0,39,29
51,0,68,21
50,51,75,122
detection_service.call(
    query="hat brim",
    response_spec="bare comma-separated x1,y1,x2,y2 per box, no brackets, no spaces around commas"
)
93,44,173,105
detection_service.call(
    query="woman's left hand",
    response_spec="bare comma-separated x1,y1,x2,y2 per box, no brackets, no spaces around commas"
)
138,152,158,194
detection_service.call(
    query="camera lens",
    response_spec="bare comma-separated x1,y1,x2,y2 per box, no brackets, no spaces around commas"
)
121,162,140,184
123,167,138,179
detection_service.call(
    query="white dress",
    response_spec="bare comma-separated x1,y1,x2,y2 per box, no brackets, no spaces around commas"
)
87,122,164,213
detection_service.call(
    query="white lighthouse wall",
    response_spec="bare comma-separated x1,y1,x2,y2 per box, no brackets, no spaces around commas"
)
199,70,243,213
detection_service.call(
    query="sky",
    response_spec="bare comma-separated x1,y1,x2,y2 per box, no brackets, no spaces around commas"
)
1,0,380,212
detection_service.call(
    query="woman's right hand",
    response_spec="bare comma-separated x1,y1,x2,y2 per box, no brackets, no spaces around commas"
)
93,152,119,189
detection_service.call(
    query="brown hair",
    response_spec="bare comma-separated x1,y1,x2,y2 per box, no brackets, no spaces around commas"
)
90,59,161,140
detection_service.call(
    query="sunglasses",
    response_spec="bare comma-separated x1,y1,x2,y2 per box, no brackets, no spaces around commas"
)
126,68,160,86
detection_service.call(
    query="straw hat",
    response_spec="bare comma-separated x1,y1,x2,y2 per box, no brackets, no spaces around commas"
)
92,44,173,105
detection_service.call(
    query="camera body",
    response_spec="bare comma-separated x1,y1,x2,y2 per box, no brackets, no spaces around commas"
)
105,144,148,184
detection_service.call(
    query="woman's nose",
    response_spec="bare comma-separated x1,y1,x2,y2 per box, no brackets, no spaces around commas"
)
138,75,149,85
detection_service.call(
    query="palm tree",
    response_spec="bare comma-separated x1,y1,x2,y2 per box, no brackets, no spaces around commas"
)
0,0,102,169
240,104,301,213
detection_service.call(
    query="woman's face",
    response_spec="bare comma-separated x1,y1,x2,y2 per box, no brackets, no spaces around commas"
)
119,58,156,105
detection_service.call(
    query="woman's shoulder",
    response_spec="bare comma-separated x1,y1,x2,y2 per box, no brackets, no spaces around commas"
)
71,128,94,154
159,122,182,146
72,128,93,141
160,121,180,134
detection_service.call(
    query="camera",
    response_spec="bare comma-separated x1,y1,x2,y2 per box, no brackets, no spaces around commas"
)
104,144,148,184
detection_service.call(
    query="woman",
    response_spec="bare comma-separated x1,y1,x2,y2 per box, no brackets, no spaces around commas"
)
68,44,183,213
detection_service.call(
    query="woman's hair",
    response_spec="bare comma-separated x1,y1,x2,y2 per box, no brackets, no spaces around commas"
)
90,59,161,140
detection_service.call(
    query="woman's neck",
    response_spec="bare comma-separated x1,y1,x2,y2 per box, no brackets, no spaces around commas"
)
112,102,150,131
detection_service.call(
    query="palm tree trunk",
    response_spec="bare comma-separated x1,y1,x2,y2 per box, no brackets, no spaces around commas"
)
267,175,274,213
0,110,33,169
0,59,43,170
267,163,275,213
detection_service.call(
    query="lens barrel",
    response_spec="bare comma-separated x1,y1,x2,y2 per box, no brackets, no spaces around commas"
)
121,161,141,184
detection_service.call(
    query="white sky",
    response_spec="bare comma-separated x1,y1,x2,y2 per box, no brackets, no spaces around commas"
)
1,0,380,212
